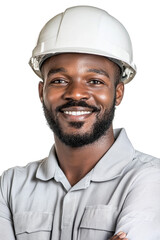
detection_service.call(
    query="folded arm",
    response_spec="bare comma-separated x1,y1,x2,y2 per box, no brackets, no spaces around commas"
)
110,231,128,240
0,171,16,239
115,167,160,240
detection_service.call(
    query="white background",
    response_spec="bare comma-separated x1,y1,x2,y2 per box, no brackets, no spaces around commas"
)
0,0,160,175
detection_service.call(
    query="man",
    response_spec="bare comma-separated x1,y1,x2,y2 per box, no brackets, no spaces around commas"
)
0,5,160,240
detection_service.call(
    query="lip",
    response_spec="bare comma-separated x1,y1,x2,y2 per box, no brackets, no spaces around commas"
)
59,107,95,121
60,107,94,112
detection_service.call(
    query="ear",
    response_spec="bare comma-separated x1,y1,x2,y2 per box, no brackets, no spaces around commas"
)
115,82,124,106
38,81,44,103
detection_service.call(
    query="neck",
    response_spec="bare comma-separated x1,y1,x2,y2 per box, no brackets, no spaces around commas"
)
54,126,115,186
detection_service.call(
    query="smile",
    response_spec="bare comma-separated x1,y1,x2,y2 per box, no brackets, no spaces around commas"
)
63,111,92,116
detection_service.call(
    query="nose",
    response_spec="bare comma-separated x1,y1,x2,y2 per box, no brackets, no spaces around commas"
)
63,81,91,101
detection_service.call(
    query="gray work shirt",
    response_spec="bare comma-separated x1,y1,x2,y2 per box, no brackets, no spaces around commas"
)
0,128,160,240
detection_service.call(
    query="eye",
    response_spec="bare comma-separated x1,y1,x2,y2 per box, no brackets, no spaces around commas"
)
50,78,68,85
89,79,104,85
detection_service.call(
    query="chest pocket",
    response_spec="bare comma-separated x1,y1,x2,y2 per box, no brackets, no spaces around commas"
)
13,212,53,240
78,205,118,240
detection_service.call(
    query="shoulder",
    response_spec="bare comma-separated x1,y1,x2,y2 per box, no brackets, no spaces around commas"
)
121,150,160,189
128,150,160,186
134,150,160,166
0,158,47,193
133,150,160,174
1,158,45,176
124,148,160,170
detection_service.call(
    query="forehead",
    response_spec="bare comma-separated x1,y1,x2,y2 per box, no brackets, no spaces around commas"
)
41,53,118,73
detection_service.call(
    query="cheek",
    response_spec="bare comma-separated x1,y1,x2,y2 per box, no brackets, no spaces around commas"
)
43,88,61,109
94,89,115,108
98,94,108,101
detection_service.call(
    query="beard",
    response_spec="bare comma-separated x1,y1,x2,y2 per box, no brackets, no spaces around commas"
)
42,97,116,148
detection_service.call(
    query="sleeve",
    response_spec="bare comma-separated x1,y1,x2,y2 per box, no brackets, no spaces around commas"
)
0,171,16,239
115,167,160,240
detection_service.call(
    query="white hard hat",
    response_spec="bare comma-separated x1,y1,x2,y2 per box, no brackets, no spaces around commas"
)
29,6,137,84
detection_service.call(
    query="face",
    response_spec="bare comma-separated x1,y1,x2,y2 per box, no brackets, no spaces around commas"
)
39,53,124,147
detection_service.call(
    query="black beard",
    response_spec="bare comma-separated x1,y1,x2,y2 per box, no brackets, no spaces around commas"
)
42,98,116,148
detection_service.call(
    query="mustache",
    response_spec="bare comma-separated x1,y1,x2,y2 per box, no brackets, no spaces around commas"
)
56,100,100,112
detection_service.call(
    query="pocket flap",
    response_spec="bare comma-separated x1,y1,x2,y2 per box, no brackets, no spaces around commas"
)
80,205,118,231
13,212,53,234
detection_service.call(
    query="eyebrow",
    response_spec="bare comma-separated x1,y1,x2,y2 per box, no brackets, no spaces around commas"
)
47,68,67,78
87,69,109,78
47,67,110,79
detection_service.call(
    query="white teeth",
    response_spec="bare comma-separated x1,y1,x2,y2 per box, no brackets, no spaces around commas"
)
64,111,91,116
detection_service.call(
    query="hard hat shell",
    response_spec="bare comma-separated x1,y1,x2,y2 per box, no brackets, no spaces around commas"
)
29,6,136,84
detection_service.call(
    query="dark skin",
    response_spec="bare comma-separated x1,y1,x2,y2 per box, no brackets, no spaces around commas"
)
39,53,126,239
39,53,124,186
110,231,128,239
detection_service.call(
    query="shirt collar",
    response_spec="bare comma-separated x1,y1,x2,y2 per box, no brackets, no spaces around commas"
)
91,128,135,181
36,146,58,181
36,128,135,182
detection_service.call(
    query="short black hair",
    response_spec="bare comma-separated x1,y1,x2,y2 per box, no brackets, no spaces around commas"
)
114,64,122,87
